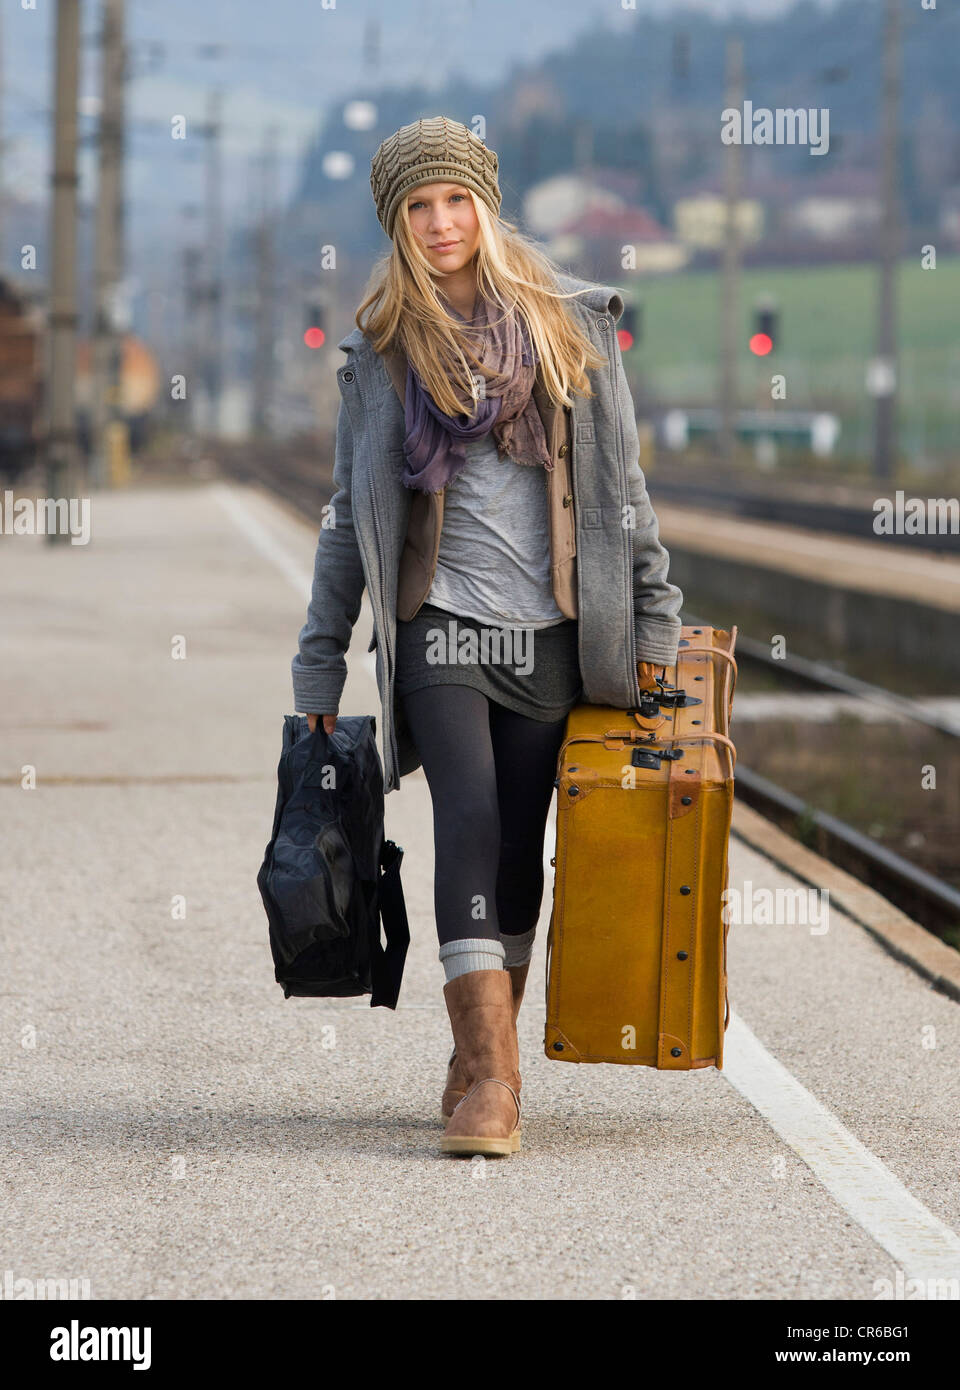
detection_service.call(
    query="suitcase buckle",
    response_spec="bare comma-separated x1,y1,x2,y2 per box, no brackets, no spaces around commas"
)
657,686,702,709
629,685,702,716
630,745,684,769
635,690,661,719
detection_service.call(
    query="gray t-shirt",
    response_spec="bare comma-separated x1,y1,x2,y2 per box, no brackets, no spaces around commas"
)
426,431,567,629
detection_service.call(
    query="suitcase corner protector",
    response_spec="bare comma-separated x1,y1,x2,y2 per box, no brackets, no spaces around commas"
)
544,1026,580,1062
657,1033,692,1069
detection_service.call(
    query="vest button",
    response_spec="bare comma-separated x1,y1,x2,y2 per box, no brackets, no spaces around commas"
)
562,494,573,507
558,442,569,457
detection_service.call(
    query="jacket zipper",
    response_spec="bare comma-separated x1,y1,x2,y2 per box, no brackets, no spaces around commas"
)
361,373,392,686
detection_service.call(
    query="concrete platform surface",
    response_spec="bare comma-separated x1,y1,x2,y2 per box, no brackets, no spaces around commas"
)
1,479,958,1301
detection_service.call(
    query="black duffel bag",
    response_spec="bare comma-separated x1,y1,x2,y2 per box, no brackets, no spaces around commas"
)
257,714,409,1008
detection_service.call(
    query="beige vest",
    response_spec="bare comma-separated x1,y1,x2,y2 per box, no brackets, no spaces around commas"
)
378,347,578,623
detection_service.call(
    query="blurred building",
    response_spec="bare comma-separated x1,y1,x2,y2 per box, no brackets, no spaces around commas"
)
673,194,765,251
783,169,882,242
671,167,891,264
552,204,687,273
523,171,686,273
938,187,960,250
523,172,625,237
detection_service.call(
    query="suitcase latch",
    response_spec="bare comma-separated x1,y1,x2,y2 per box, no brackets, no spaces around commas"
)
631,745,684,769
630,683,702,716
634,690,662,719
657,686,702,709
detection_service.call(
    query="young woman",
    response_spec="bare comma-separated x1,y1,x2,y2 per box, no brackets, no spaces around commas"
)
292,116,683,1158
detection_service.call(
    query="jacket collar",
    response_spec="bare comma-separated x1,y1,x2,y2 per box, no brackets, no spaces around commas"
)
336,272,623,356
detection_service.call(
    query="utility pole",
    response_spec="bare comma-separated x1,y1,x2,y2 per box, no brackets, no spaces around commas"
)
200,89,223,437
251,125,278,440
872,0,901,481
45,0,81,537
91,0,128,489
718,36,743,467
0,7,6,270
573,118,595,278
181,243,203,434
362,18,380,72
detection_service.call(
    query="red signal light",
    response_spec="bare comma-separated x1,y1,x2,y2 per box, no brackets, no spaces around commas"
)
617,329,634,352
304,327,325,349
749,332,773,356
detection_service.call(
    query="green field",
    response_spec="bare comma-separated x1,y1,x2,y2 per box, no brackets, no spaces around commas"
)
624,258,960,469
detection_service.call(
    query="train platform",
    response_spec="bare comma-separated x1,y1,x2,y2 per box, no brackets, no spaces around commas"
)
655,502,960,614
2,477,959,1300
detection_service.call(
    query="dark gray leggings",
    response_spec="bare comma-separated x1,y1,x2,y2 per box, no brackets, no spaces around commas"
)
398,684,568,947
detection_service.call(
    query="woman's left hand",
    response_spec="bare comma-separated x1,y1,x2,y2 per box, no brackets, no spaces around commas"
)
637,660,663,690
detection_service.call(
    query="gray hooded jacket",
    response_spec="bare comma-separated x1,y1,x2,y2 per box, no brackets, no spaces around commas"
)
291,272,683,794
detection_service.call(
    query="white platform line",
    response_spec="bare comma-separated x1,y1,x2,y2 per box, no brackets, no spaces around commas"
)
211,483,378,696
724,1010,960,1285
211,483,314,600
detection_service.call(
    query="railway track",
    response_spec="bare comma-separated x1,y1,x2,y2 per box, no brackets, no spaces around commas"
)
649,473,960,554
220,441,960,556
683,611,960,946
212,438,333,525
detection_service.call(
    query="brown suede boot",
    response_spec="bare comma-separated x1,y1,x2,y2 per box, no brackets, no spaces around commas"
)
441,961,529,1120
439,969,522,1157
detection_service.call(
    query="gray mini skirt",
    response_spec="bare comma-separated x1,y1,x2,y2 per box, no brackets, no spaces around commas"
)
394,601,584,723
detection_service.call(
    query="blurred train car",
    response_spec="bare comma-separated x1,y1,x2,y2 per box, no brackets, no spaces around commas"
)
0,276,43,479
74,335,161,456
0,272,162,481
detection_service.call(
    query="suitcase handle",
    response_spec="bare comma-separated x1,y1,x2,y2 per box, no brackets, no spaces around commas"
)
560,632,739,769
631,636,739,733
677,640,739,739
643,731,738,778
558,729,737,778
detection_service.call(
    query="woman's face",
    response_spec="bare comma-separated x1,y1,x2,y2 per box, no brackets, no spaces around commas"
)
404,181,480,275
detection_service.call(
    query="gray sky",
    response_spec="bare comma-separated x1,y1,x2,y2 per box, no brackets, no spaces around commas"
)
7,0,836,206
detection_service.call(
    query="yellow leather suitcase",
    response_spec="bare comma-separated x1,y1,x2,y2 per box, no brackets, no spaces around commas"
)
544,624,738,1070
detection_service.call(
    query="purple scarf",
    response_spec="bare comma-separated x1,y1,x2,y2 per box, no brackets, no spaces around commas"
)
400,289,554,493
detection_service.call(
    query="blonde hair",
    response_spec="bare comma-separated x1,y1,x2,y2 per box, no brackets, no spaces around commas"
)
356,188,609,418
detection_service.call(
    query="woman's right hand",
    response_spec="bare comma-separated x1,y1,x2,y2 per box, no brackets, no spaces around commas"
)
306,713,338,735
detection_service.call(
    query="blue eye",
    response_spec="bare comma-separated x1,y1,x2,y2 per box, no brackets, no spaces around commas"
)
410,194,466,210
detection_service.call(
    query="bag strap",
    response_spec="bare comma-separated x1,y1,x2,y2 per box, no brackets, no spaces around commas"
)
368,838,410,1009
363,361,410,1009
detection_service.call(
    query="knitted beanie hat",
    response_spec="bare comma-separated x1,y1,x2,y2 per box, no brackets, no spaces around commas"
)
370,116,502,240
